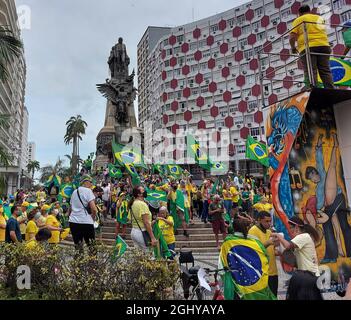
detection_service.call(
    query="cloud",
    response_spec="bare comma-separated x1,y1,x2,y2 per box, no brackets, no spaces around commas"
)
15,0,245,166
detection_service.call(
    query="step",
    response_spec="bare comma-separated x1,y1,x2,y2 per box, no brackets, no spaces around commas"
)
100,232,221,241
101,227,214,235
101,221,213,229
61,240,222,253
65,236,222,249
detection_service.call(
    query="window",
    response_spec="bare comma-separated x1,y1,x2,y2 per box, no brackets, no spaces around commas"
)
200,62,207,70
255,7,263,16
239,38,248,48
178,57,185,65
242,25,251,35
199,40,207,48
177,34,184,43
247,74,255,84
281,8,291,19
201,86,208,93
257,31,266,41
237,15,245,24
165,60,170,67
244,49,253,59
167,48,173,55
210,24,219,32
250,127,260,136
341,10,351,22
252,21,259,31
163,39,169,46
174,46,180,54
237,145,246,154
227,17,235,27
190,42,197,50
248,100,257,109
333,0,346,10
191,65,198,72
254,45,263,54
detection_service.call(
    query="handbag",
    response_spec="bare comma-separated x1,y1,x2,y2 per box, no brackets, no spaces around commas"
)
130,203,151,247
77,188,92,215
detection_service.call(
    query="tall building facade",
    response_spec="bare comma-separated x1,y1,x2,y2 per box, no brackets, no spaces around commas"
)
0,0,27,194
137,26,172,129
27,142,36,163
139,0,350,176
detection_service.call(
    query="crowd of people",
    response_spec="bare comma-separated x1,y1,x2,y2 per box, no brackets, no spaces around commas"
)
1,167,350,301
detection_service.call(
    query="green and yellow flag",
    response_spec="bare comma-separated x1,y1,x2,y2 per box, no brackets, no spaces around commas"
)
112,235,128,261
152,223,172,259
220,234,276,300
112,141,147,169
59,183,74,199
245,135,269,167
187,135,212,170
124,163,141,186
108,163,123,179
166,164,183,177
145,188,167,203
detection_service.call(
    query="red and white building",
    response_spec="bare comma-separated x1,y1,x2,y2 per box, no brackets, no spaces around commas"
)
138,0,351,175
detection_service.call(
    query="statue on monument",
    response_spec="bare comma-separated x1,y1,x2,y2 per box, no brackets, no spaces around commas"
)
108,37,130,78
97,37,137,125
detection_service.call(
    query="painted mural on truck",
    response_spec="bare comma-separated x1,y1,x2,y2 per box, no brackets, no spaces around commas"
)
265,91,351,290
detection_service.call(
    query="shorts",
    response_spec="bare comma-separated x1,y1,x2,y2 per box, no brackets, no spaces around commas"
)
211,219,226,234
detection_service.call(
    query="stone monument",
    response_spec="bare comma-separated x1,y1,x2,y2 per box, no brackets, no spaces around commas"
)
94,38,138,170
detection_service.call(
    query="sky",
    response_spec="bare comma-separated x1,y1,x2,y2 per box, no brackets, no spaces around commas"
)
15,0,247,168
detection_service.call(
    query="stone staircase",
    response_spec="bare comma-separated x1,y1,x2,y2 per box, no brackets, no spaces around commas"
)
63,218,221,266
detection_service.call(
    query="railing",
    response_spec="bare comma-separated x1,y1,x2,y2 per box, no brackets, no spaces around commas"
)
255,20,351,108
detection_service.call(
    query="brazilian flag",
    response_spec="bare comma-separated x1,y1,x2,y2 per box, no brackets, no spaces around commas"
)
116,196,130,224
245,135,269,167
152,164,166,176
112,235,128,262
175,189,189,224
3,204,11,219
152,222,172,259
145,188,167,203
44,174,61,188
169,192,182,231
220,234,276,300
166,164,183,177
210,179,219,195
210,161,228,175
187,135,212,170
59,183,74,199
318,57,351,87
112,141,147,169
108,163,123,179
124,163,141,186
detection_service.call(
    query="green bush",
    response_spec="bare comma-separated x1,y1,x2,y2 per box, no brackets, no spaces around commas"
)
0,243,179,300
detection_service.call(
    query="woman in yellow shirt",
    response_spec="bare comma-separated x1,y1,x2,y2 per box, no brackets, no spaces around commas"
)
45,207,62,244
0,202,6,242
25,210,39,241
153,206,176,259
222,183,233,217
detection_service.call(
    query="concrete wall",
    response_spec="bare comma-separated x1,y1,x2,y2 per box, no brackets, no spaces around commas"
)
334,100,351,208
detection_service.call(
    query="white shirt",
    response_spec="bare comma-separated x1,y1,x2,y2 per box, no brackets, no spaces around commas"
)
102,186,110,201
69,187,95,225
233,176,239,187
291,233,320,276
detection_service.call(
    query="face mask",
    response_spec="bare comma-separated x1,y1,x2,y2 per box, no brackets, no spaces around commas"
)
143,191,148,198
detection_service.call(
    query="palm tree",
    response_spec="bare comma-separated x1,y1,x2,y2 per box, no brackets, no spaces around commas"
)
64,115,87,175
27,160,40,181
0,25,23,81
39,157,64,183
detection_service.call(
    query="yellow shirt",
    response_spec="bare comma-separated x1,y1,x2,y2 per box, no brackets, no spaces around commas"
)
248,225,278,276
18,211,27,235
229,186,239,203
0,214,6,242
222,189,232,201
291,14,329,52
169,190,176,202
36,191,46,202
25,239,38,250
253,202,273,212
46,215,60,244
158,216,175,244
131,200,152,230
25,220,38,241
